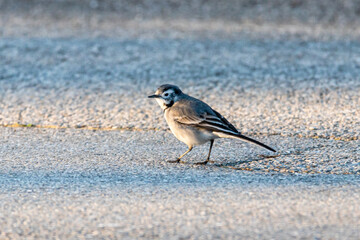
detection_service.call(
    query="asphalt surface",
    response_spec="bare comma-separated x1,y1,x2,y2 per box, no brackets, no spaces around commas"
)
1,37,360,141
0,128,359,239
1,0,360,239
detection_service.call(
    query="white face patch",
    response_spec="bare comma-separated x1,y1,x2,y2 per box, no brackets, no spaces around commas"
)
155,89,175,110
155,98,167,110
159,89,173,97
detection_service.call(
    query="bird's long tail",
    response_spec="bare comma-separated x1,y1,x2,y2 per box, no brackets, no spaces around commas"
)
215,132,276,152
235,134,276,152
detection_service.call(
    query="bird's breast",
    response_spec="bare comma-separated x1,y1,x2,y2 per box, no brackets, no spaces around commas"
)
164,111,218,147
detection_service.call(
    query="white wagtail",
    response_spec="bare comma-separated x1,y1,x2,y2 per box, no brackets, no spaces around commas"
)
148,84,276,165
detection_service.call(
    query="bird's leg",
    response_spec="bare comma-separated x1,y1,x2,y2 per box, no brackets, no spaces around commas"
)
168,146,193,163
195,140,214,165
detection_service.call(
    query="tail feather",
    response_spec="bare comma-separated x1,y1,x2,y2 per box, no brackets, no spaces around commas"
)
214,132,276,152
235,134,276,152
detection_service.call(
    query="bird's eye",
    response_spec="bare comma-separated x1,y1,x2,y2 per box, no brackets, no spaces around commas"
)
164,93,169,97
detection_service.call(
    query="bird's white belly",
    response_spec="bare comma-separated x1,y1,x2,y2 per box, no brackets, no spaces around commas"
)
166,117,218,146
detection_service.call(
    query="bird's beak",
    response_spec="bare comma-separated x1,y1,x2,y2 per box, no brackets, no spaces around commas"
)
148,94,161,99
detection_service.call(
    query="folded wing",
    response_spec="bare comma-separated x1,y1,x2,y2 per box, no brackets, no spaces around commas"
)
171,98,276,152
171,99,239,135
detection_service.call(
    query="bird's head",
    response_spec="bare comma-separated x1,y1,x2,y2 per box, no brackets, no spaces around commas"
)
148,84,183,110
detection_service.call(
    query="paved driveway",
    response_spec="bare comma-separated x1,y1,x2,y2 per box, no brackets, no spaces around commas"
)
0,1,359,239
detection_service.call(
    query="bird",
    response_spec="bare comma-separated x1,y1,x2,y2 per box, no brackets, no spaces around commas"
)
148,84,276,165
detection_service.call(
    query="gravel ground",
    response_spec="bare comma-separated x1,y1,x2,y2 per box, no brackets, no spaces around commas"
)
1,1,360,141
1,37,360,141
0,128,359,239
1,0,360,239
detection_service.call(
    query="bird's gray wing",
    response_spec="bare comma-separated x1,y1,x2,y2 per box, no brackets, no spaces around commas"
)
211,109,239,133
170,99,207,124
171,99,239,135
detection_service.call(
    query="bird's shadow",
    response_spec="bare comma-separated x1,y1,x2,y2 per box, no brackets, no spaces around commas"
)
212,153,281,169
175,147,315,171
211,149,308,170
174,153,282,170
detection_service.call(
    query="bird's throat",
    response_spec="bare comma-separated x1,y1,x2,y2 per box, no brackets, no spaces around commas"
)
165,100,174,108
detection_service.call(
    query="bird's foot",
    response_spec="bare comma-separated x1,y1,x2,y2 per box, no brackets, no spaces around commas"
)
167,159,181,163
258,154,280,159
194,160,209,165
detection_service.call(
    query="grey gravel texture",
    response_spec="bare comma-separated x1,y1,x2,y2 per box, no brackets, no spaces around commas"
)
1,0,360,239
1,37,360,141
0,128,360,239
1,1,360,141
